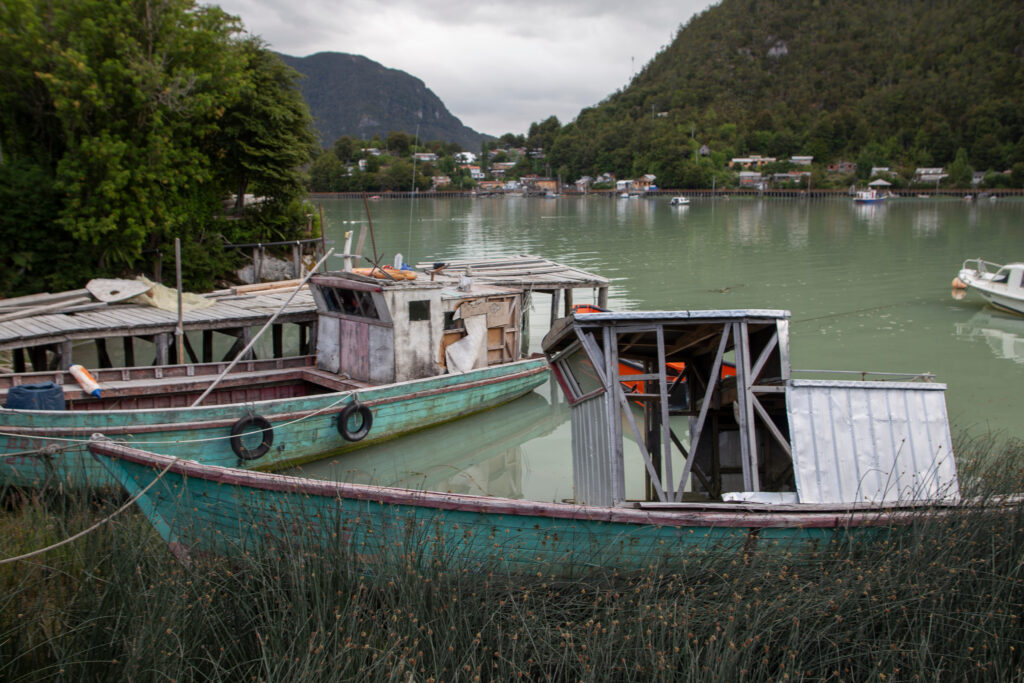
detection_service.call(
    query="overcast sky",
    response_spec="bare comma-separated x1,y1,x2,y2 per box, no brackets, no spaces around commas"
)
209,0,718,136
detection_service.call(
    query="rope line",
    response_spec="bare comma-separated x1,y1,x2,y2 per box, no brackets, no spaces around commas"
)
0,390,355,447
0,440,177,566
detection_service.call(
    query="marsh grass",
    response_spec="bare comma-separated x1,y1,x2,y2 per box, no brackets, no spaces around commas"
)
2,438,1024,681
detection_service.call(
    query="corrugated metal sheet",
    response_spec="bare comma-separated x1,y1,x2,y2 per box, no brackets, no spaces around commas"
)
574,309,790,322
787,380,959,504
571,393,618,506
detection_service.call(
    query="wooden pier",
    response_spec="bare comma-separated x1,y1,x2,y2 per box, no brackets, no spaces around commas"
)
413,254,611,327
0,256,608,373
0,283,318,372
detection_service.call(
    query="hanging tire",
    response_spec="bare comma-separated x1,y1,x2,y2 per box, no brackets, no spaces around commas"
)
337,403,373,442
230,415,274,460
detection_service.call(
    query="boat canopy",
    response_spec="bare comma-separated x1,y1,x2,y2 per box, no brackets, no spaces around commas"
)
543,310,959,507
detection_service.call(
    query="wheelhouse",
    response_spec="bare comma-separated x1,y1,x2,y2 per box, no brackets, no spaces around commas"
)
543,310,959,508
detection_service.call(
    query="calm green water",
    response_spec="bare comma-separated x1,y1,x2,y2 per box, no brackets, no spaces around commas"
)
289,196,1024,499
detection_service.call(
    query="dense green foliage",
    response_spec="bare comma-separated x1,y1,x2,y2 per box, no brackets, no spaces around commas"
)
308,134,477,193
0,0,318,296
278,52,489,151
541,0,1024,189
1,437,1023,680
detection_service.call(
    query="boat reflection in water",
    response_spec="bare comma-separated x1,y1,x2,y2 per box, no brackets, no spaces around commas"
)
285,389,565,499
954,308,1024,365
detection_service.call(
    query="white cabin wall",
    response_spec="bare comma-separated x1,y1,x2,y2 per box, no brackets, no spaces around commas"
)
316,316,340,373
384,288,443,382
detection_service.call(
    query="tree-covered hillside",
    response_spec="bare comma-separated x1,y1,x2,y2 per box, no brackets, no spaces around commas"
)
278,52,490,151
544,0,1024,187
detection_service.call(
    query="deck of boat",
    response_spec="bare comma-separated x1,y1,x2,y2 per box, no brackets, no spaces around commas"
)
415,255,611,324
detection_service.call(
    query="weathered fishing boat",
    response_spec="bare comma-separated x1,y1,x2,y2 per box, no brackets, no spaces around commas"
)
1,269,551,488
86,309,964,572
954,258,1024,316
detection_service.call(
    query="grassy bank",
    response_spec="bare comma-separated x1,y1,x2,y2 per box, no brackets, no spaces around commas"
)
2,439,1023,681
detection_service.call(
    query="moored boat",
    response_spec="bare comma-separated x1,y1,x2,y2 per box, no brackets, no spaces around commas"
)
670,196,690,206
853,189,886,203
1,265,559,488
954,258,1024,316
87,308,967,572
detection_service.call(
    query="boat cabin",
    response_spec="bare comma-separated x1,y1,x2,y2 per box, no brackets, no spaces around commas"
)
309,272,525,384
543,310,959,508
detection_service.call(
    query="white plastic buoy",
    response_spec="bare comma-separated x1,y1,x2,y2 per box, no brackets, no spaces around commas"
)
69,364,101,398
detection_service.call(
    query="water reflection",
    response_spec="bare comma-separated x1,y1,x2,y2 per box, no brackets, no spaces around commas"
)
852,202,887,233
955,308,1024,365
286,390,566,498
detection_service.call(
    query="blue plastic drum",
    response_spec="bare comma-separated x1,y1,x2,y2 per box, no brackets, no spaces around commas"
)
4,382,66,411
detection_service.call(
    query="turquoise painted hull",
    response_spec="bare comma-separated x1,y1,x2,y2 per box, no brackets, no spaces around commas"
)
0,358,548,489
90,442,902,574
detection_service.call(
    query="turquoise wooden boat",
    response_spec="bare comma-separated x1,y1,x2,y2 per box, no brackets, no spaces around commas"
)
0,270,549,488
84,309,970,573
87,439,923,572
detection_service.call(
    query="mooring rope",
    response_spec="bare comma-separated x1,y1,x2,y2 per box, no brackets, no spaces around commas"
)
0,389,356,448
0,439,177,566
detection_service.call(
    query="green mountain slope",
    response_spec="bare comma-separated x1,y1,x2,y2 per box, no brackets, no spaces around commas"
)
546,0,1024,186
277,52,489,150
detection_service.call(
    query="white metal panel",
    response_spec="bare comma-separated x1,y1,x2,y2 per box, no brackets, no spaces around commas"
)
571,392,618,506
315,316,340,373
787,380,958,504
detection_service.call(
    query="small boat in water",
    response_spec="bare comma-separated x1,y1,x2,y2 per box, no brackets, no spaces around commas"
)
1,265,558,488
88,308,965,572
853,189,886,204
670,196,690,206
954,258,1024,316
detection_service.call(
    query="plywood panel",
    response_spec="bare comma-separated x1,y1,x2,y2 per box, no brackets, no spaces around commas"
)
339,318,370,382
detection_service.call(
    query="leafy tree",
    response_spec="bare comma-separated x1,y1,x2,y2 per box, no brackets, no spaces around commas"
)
0,0,316,295
947,148,974,187
386,131,411,156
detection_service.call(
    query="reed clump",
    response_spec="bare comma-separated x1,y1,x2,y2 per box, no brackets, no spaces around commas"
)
2,439,1024,681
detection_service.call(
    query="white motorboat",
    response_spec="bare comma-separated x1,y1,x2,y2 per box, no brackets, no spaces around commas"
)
955,258,1024,315
670,196,690,206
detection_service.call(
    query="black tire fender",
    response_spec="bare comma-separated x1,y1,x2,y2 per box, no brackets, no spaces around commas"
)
338,402,373,442
229,415,274,460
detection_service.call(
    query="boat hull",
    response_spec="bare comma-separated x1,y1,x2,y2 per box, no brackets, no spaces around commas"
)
0,358,548,489
89,441,911,573
959,268,1024,316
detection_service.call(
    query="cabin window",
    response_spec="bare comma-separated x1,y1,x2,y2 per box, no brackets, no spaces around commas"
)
443,311,464,332
559,345,605,400
323,287,380,319
993,269,1010,284
408,300,431,322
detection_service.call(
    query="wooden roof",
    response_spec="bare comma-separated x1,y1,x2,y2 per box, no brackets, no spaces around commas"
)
414,254,609,291
0,286,317,352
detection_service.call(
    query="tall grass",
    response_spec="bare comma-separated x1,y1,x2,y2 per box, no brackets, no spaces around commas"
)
1,438,1023,681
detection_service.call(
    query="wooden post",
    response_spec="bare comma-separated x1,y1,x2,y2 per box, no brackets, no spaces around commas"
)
318,204,328,270
598,286,609,309
564,288,573,316
272,323,283,358
123,336,135,367
550,290,561,327
175,237,184,365
202,330,213,363
292,243,301,278
154,332,169,366
59,340,73,370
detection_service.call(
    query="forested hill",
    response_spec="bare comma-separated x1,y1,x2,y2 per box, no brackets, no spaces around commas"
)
278,52,489,150
545,0,1024,186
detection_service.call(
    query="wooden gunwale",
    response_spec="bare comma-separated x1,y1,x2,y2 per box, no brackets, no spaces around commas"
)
88,441,955,530
0,363,549,437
